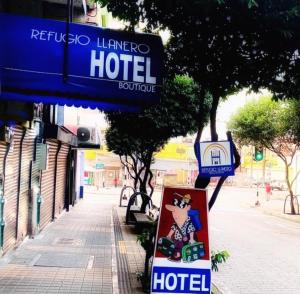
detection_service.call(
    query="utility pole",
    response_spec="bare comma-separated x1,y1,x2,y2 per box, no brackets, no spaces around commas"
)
255,183,260,206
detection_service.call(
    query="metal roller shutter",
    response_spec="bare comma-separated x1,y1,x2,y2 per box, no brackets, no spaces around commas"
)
0,142,6,176
55,144,69,217
40,140,58,230
29,121,43,237
3,126,23,253
0,142,7,252
17,127,35,243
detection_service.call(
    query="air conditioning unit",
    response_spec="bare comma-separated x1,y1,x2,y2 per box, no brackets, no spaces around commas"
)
77,126,100,149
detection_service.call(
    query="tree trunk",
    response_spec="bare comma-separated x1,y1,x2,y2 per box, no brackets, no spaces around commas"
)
194,126,211,189
209,176,227,210
139,167,147,193
209,131,241,210
136,163,146,192
285,162,296,214
120,155,137,189
262,150,266,185
210,95,220,141
140,151,154,195
144,248,151,281
126,154,139,190
194,93,241,210
140,167,150,194
148,169,154,197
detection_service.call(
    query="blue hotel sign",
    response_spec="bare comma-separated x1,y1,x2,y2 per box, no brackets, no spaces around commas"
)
0,13,163,110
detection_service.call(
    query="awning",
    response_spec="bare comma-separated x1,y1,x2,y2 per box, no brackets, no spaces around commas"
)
0,101,34,123
0,91,141,112
0,13,163,111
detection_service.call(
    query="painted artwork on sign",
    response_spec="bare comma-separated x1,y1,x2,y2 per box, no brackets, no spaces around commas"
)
151,187,211,294
195,140,234,177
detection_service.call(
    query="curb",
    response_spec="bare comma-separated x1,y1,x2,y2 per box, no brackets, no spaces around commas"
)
262,210,300,224
111,213,119,294
212,282,223,294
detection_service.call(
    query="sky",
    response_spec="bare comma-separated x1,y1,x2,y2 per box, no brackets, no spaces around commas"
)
66,88,270,143
205,88,270,140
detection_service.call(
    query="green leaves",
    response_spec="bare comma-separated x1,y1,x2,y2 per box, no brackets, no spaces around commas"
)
105,75,211,193
95,0,109,8
229,96,300,152
211,250,230,272
247,0,258,9
228,96,279,146
215,0,258,8
137,229,153,251
100,0,300,103
105,75,211,157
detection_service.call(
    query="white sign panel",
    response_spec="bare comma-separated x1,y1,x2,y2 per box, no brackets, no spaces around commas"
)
197,141,234,177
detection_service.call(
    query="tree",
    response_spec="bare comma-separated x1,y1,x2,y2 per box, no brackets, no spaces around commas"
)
228,96,300,214
97,0,300,208
105,76,212,195
97,0,300,134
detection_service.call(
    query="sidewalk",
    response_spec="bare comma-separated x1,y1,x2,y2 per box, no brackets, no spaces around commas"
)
0,187,145,293
258,190,300,224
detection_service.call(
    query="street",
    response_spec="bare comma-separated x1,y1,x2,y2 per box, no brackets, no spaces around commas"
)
210,186,300,294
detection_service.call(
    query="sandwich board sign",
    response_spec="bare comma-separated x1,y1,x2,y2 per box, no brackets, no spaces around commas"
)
195,141,234,177
151,187,211,294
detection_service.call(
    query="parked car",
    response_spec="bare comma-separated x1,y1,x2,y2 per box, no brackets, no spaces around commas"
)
270,180,288,191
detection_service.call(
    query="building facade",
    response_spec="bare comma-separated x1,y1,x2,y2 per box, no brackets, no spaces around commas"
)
0,102,79,255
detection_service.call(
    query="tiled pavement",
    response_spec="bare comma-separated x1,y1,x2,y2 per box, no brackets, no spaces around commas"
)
0,188,145,294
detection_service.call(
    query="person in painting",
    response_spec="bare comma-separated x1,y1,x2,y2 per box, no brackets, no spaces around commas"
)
165,193,197,261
